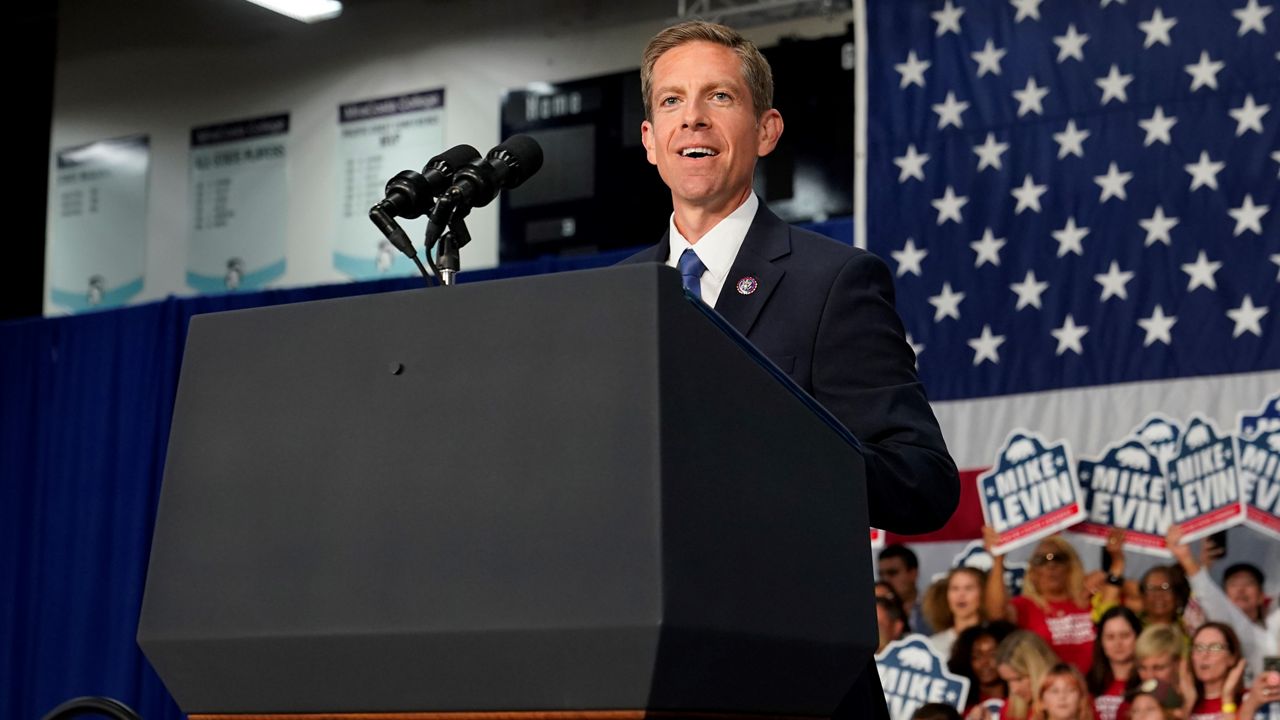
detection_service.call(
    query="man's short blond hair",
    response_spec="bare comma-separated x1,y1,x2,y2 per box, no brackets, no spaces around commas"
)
640,20,774,121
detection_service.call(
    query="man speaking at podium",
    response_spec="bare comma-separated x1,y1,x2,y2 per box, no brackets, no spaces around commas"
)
624,21,958,537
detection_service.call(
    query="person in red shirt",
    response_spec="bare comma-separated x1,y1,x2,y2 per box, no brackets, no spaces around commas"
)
1182,622,1244,720
984,530,1123,676
1086,607,1142,720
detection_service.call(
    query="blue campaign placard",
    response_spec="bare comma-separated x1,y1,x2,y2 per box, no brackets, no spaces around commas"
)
951,540,1026,596
1236,429,1280,541
1240,393,1280,438
1075,439,1171,556
1132,414,1183,468
875,634,970,720
1165,416,1245,542
977,431,1086,555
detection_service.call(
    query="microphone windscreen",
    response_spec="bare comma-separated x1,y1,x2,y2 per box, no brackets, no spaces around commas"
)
426,144,481,173
490,134,543,189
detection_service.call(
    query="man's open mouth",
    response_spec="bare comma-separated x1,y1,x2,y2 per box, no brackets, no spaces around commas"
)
680,147,719,158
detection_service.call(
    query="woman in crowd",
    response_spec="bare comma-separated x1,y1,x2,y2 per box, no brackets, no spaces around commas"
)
985,530,1123,674
1136,565,1189,629
1182,622,1244,720
949,622,1016,710
1134,624,1185,687
1036,663,1095,720
1124,679,1183,720
927,567,988,658
967,630,1061,720
1087,607,1143,720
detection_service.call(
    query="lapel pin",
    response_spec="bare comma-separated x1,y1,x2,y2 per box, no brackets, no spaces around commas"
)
736,276,759,295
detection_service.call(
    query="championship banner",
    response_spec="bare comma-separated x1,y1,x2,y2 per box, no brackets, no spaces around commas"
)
333,88,446,279
187,114,289,293
875,634,970,720
977,432,1086,555
1075,439,1171,557
951,540,1026,597
48,135,150,313
1166,416,1246,542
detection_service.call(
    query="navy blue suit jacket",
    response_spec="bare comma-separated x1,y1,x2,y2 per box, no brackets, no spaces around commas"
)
623,204,959,535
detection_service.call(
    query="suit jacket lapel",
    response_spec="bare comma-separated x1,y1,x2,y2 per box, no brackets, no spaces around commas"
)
714,204,790,337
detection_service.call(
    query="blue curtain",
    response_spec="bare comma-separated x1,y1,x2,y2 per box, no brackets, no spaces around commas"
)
0,221,851,719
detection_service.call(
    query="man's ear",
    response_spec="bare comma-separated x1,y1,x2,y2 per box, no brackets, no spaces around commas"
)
756,109,784,157
641,120,658,166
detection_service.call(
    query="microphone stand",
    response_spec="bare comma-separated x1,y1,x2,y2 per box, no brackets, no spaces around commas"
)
434,208,472,287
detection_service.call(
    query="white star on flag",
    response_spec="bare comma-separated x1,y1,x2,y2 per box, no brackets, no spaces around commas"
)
1094,260,1134,301
1271,253,1280,280
1012,174,1048,214
1229,194,1269,236
932,185,969,225
1229,94,1270,136
1233,0,1273,36
1138,305,1177,346
1053,24,1090,62
1011,270,1050,310
1139,205,1179,246
1095,162,1134,202
1096,64,1134,104
1186,52,1226,91
932,0,965,35
1181,250,1222,291
971,39,1007,77
1053,119,1090,159
1013,76,1050,117
969,325,1006,365
929,282,966,321
1273,150,1280,178
1011,0,1044,22
1051,314,1089,355
1227,295,1269,337
906,332,924,363
892,238,928,277
1185,151,1226,191
1053,217,1090,257
895,51,931,89
1139,7,1178,47
974,132,1010,171
1138,106,1177,146
971,228,1007,268
932,91,969,129
894,144,930,182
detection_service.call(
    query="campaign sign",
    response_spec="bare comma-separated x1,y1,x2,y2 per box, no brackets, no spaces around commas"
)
871,527,886,551
1132,414,1183,468
977,432,1086,555
951,540,1027,596
981,698,1005,720
1165,416,1246,542
1239,394,1280,438
1075,440,1171,556
1236,430,1280,541
875,634,970,720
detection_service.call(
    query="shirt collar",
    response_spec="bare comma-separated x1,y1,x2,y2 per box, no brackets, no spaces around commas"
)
665,193,760,284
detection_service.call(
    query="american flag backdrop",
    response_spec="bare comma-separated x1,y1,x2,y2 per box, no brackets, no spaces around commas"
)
858,0,1280,566
864,0,1277,402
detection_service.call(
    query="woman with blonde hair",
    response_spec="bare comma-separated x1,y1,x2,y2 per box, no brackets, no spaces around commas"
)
926,566,987,659
1036,663,1096,720
985,530,1123,674
971,630,1062,720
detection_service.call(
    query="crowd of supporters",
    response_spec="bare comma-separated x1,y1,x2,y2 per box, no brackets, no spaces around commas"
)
874,530,1280,720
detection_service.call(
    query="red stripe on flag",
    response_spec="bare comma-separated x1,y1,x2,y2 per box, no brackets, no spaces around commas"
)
886,468,989,544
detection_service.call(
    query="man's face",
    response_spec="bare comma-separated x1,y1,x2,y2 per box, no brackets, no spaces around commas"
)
878,557,917,599
641,41,782,216
1223,572,1264,620
875,604,903,652
1137,652,1176,685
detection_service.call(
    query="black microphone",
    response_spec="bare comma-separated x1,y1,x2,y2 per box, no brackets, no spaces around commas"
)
372,144,480,220
442,135,544,210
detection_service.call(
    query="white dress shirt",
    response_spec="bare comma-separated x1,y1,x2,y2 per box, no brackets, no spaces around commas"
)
663,193,759,307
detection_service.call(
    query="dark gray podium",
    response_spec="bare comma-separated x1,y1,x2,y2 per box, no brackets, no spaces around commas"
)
137,264,876,720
